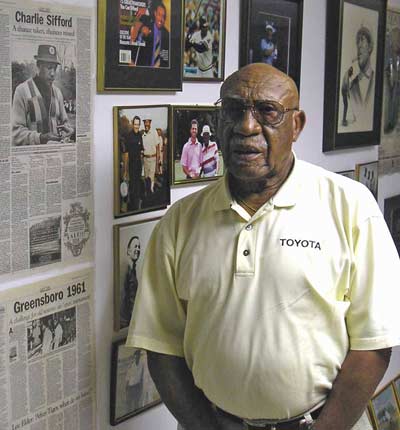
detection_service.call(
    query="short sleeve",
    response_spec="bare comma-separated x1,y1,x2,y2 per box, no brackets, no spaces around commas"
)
347,214,400,350
126,212,186,356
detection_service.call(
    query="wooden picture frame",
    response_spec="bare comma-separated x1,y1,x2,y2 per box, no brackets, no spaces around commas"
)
110,339,161,425
384,194,400,256
113,105,170,217
97,0,183,92
369,382,400,430
183,0,226,81
355,160,378,199
171,105,223,185
239,0,303,89
323,0,387,152
113,218,160,331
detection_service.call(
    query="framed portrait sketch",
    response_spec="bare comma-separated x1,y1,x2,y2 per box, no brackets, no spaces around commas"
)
183,0,226,81
110,339,161,425
171,105,223,185
113,217,160,331
323,0,387,152
355,160,378,199
239,0,303,88
337,169,356,179
113,105,170,217
369,383,400,430
384,194,400,256
97,0,183,92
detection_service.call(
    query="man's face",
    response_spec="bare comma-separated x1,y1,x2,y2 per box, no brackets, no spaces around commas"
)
38,62,58,87
357,34,372,71
202,132,210,146
266,29,273,40
191,123,198,139
128,238,140,262
132,119,140,133
144,120,151,132
219,64,304,186
154,6,166,30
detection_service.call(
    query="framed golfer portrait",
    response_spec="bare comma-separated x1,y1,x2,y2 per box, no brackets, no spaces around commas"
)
239,0,303,88
113,217,160,331
183,0,226,81
97,0,183,92
113,105,170,217
323,0,387,151
384,194,400,256
171,105,223,185
369,382,400,430
355,160,378,199
110,339,161,425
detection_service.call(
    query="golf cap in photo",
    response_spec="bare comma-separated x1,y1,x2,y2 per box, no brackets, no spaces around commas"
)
201,125,211,136
34,45,60,65
199,16,209,28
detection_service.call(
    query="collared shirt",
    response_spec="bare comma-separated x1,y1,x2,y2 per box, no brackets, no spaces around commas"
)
201,141,219,176
180,138,203,175
142,128,159,156
126,156,400,419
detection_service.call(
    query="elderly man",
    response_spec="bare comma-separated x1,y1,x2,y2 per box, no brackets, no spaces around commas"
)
12,44,74,146
126,64,399,430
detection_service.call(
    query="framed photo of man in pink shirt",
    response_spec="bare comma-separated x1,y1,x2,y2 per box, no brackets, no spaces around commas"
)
171,105,224,185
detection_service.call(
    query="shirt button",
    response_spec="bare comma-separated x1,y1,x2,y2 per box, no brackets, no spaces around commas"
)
245,224,253,231
243,250,250,256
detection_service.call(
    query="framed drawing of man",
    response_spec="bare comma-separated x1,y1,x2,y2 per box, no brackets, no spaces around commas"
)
323,0,386,151
239,0,303,88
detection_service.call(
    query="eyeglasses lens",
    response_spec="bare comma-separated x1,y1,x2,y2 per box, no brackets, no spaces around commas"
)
221,99,283,125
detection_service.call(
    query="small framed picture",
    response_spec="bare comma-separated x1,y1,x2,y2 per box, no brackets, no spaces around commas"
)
355,161,378,199
369,383,400,430
384,194,400,256
337,169,355,180
113,217,160,331
183,0,226,81
97,0,183,92
110,339,161,425
394,375,400,406
171,105,223,185
113,105,170,217
239,0,303,88
322,0,386,151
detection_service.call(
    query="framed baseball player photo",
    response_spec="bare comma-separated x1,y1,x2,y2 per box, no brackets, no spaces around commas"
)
113,105,170,217
322,0,387,151
355,160,378,199
384,194,400,256
369,382,400,430
97,0,184,92
113,217,160,332
183,0,226,81
110,338,161,425
171,105,224,185
239,0,303,89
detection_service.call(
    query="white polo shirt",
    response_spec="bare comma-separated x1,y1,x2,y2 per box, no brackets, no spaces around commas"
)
126,157,400,420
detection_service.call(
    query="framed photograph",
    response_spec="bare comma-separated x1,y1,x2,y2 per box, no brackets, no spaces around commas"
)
97,0,183,92
384,194,400,255
239,0,303,88
183,0,226,81
337,169,356,179
110,339,161,425
113,217,160,331
369,383,400,430
323,0,387,152
171,105,223,185
355,160,378,199
394,376,400,406
113,105,170,217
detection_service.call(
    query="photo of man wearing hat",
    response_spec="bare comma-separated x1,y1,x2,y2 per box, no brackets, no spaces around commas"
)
260,23,278,66
200,124,219,177
12,44,74,146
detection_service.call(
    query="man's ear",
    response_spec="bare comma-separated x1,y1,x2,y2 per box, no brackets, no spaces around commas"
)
292,110,306,142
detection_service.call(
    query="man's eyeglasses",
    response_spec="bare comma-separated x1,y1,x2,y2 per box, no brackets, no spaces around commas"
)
214,97,298,127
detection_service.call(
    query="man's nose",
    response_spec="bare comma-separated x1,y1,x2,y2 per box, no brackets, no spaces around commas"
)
232,108,262,136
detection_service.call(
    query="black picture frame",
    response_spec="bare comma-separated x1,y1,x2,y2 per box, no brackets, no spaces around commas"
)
183,0,226,81
97,0,183,92
322,0,387,152
113,105,171,217
110,339,161,425
171,105,224,185
384,194,400,256
239,0,303,89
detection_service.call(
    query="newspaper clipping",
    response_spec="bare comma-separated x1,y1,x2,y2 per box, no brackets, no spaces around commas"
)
0,0,93,275
0,268,95,430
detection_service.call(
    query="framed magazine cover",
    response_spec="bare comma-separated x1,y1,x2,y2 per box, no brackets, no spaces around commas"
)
239,0,303,89
113,105,170,217
183,0,226,81
171,105,223,185
110,339,161,425
323,0,387,151
97,0,183,92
